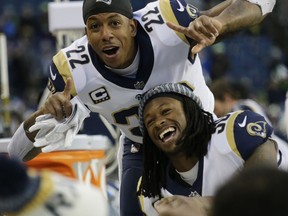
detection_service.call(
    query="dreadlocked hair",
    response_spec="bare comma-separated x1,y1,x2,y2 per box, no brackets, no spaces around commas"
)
137,96,216,198
137,130,168,198
180,97,216,159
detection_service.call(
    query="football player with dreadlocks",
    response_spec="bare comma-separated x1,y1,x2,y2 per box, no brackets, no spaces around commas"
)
137,83,287,216
8,0,276,214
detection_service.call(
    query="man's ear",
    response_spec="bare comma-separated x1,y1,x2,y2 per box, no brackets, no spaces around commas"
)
130,19,137,37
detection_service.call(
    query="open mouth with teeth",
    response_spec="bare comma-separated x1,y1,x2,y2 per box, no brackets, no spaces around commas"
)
103,47,119,56
159,127,176,143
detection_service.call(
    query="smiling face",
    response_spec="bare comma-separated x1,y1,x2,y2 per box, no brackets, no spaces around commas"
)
143,97,187,154
86,13,137,69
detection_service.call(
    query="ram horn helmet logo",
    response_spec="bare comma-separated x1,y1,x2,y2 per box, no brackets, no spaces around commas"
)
96,0,112,4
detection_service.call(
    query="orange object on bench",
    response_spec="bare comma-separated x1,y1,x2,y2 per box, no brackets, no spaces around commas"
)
25,135,111,197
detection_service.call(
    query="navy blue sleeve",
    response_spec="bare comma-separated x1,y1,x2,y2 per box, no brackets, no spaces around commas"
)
170,0,200,44
232,110,274,160
47,61,66,94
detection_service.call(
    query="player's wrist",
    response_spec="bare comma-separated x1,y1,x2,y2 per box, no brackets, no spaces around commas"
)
23,111,44,141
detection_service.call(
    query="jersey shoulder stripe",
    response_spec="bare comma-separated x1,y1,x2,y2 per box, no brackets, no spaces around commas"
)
49,37,89,96
225,111,242,158
49,51,77,96
53,51,70,77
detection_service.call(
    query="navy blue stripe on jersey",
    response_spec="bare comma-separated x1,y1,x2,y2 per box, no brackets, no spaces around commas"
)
135,24,155,83
188,51,196,64
232,110,273,161
49,62,66,92
278,150,282,166
166,157,203,196
88,24,154,90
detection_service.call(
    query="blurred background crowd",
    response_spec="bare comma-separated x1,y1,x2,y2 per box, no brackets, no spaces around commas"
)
0,0,287,139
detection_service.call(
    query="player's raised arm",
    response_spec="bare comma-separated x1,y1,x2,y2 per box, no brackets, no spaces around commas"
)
24,78,73,135
166,18,219,57
167,0,274,56
8,78,74,161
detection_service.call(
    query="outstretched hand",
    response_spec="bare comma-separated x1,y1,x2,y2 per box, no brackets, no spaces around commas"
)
40,77,73,121
167,15,222,57
154,195,212,216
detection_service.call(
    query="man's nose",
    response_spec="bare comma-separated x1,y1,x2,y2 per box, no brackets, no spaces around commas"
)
101,26,113,41
155,118,166,128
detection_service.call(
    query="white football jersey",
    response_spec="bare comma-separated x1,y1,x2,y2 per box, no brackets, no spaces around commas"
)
47,0,214,143
138,110,287,215
16,171,108,216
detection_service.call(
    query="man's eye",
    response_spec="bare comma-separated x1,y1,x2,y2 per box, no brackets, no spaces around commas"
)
145,119,154,127
162,109,171,115
91,24,99,29
111,20,120,27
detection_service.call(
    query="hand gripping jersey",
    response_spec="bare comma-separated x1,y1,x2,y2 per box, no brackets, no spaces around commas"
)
138,110,285,216
47,0,214,144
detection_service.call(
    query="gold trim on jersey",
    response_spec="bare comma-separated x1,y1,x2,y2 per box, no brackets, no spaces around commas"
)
159,0,189,44
226,111,243,158
179,81,195,91
137,177,146,214
53,51,77,97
